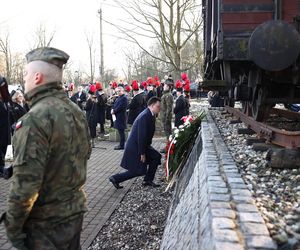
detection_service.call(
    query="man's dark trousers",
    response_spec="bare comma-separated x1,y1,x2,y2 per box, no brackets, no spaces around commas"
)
113,147,161,183
118,129,125,148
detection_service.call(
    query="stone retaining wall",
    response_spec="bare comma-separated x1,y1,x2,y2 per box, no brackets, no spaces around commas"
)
160,113,277,250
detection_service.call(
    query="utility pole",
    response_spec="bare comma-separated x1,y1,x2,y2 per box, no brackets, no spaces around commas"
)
98,7,104,80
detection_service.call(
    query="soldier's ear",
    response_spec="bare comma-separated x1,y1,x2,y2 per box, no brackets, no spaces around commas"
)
34,72,44,85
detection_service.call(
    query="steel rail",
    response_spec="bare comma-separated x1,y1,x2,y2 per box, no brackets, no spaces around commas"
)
225,106,300,149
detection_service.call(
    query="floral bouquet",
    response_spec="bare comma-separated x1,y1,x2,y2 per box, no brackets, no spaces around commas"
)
165,112,205,187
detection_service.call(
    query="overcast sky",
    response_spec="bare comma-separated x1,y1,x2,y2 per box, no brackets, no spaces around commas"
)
1,0,137,77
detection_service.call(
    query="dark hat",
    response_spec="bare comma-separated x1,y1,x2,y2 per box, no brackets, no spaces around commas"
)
26,47,69,69
165,78,174,87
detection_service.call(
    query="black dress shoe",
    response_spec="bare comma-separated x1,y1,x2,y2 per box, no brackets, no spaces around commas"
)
142,181,160,187
109,176,123,189
114,146,124,150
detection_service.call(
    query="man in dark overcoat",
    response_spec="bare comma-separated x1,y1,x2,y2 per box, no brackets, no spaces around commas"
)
109,96,162,188
127,80,146,125
174,85,189,127
112,85,128,150
95,82,107,135
0,90,10,169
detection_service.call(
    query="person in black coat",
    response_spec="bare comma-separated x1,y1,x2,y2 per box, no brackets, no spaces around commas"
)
146,84,156,102
0,93,10,169
70,86,87,110
95,83,107,134
127,81,146,125
85,90,98,147
174,87,189,127
112,85,128,150
10,90,29,135
109,96,162,188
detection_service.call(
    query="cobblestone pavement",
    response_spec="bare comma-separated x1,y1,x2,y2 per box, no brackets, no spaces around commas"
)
0,138,163,249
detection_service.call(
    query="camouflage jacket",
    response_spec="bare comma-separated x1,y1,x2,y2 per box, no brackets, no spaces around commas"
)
160,90,174,122
4,82,91,247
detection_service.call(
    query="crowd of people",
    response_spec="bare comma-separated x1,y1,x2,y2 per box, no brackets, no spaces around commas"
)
0,46,193,249
57,72,192,150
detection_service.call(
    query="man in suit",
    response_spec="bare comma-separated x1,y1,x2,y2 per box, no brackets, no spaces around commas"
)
112,85,128,150
71,85,87,110
109,96,162,188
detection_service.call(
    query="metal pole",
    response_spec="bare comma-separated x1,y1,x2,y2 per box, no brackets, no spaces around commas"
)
98,7,104,80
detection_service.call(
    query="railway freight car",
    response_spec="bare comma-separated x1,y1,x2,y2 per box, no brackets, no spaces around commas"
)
202,0,300,121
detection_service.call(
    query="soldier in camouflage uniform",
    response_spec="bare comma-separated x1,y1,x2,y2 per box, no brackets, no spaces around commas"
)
160,79,174,143
1,47,91,249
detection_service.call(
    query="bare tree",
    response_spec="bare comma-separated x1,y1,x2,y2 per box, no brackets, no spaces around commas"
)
107,0,202,77
10,53,26,86
30,23,56,49
85,32,96,83
0,32,12,83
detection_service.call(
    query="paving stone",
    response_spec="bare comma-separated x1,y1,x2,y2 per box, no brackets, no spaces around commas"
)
239,212,265,223
213,229,240,242
236,204,259,213
212,208,236,219
227,183,248,189
208,176,223,182
210,202,232,209
231,189,252,197
246,236,277,249
232,195,255,204
214,241,244,250
210,193,231,202
227,177,245,184
241,222,270,236
212,218,236,230
209,187,229,194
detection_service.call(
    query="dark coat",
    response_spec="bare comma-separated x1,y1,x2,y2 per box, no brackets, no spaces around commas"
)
96,92,107,124
0,101,10,164
174,95,189,127
121,108,159,175
113,94,128,130
70,92,87,110
85,99,98,138
10,102,29,134
127,92,146,125
10,102,29,122
146,90,156,102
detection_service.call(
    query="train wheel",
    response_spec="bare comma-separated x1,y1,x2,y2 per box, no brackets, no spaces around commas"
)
224,96,235,107
242,101,252,116
251,86,271,121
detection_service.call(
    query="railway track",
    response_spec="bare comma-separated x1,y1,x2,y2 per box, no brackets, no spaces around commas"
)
225,106,300,149
222,106,300,169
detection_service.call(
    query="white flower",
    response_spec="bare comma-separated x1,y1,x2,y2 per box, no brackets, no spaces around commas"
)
179,125,184,129
174,129,179,134
169,135,173,141
173,140,177,144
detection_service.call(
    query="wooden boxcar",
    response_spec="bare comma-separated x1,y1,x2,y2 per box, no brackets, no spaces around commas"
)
202,0,300,120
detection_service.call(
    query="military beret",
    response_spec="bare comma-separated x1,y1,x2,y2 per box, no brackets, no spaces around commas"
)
26,47,69,69
164,78,174,86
